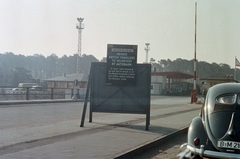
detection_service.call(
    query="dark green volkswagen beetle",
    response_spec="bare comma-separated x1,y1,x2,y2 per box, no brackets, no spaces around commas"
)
179,83,240,159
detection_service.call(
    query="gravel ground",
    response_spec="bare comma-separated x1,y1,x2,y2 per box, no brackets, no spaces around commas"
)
133,133,187,159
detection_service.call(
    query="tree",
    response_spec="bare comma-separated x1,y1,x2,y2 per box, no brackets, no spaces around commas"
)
100,57,107,62
11,67,32,87
150,58,155,63
46,54,58,78
158,59,169,71
80,54,99,74
0,51,238,86
67,54,78,74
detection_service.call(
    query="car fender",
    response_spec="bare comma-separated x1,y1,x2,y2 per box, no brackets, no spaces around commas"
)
188,116,208,148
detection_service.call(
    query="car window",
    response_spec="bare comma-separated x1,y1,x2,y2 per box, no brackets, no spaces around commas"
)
216,94,236,105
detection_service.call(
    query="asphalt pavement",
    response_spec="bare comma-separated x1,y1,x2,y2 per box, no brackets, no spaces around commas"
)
0,97,201,159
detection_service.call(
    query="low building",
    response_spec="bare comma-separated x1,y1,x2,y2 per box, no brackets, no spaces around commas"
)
200,74,235,91
43,73,88,99
151,71,195,95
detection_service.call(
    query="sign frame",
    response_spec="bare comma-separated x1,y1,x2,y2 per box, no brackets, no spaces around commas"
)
80,62,151,130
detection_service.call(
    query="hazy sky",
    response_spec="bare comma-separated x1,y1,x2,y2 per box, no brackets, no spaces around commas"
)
1,0,240,68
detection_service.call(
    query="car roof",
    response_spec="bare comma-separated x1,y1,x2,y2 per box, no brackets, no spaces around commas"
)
208,83,240,98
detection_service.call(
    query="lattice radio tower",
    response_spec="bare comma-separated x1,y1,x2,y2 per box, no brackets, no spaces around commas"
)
76,17,84,73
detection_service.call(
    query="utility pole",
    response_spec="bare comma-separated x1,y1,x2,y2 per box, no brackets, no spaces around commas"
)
145,43,150,63
191,2,198,103
76,17,84,74
193,3,197,91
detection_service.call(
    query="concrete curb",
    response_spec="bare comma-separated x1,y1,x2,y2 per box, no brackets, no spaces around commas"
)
112,126,188,159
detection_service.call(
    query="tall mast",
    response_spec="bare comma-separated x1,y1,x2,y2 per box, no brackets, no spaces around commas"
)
76,17,84,73
145,43,150,63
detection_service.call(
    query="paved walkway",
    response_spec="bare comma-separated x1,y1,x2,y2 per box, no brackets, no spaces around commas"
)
0,97,201,159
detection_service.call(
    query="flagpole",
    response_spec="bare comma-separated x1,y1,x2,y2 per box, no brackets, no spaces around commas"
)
235,56,238,80
235,56,236,80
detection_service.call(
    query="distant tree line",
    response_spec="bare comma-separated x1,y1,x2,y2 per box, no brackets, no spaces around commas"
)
150,58,240,80
0,52,239,87
0,52,101,87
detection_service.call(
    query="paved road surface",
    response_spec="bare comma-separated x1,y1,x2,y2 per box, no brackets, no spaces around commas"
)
0,96,201,159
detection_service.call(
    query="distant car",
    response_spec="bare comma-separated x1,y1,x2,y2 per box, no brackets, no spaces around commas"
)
12,88,26,93
29,86,44,94
179,83,240,159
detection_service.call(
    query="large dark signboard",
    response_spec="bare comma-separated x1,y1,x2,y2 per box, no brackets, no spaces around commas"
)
106,44,137,85
81,62,151,130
